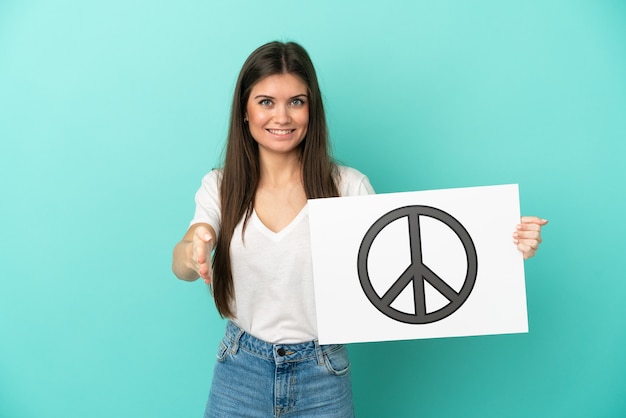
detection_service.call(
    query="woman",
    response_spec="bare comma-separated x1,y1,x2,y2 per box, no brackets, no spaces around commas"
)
172,41,547,417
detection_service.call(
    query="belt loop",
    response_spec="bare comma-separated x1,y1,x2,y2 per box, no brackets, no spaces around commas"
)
230,323,245,355
314,339,324,366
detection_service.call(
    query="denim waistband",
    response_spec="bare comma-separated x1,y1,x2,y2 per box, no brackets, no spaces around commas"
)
223,321,342,365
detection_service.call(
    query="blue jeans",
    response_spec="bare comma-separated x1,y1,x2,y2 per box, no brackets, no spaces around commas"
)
204,321,354,417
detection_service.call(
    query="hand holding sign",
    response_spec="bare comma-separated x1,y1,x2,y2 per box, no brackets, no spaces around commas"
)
514,216,548,259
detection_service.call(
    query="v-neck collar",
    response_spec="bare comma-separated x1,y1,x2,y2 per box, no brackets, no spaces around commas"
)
251,205,308,241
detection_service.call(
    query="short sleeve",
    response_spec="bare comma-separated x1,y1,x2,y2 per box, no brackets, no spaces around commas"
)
189,170,222,238
337,166,375,197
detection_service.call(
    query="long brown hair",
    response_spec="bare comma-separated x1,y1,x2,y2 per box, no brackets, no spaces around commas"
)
212,41,339,318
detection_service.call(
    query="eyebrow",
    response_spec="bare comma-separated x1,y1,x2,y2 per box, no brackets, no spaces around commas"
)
253,93,309,100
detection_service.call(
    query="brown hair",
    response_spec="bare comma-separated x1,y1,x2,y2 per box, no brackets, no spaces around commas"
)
212,41,339,317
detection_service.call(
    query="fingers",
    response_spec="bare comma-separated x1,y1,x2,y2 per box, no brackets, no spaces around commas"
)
513,228,542,244
199,264,213,285
192,226,214,284
520,216,548,226
513,216,548,259
516,241,537,260
196,257,213,285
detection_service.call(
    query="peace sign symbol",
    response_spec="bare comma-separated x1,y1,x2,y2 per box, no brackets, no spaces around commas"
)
357,205,478,324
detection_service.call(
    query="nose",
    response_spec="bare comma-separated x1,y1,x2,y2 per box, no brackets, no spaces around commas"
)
273,104,291,124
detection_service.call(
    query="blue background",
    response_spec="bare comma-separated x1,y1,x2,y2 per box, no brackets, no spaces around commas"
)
1,1,625,417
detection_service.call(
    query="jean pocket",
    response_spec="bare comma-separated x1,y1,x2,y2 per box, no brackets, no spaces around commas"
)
323,345,351,376
216,339,230,363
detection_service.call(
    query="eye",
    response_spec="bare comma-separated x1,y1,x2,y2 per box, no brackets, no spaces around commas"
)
291,98,306,106
259,98,272,106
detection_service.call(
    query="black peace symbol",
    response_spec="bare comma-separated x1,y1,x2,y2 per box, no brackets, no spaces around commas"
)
357,205,478,324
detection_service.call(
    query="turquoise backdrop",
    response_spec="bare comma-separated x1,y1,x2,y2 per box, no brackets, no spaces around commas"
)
1,1,625,417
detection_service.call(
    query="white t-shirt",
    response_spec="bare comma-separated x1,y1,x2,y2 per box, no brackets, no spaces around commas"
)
190,166,374,343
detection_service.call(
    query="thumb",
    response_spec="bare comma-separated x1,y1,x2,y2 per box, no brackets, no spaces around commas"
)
195,226,212,243
203,235,214,252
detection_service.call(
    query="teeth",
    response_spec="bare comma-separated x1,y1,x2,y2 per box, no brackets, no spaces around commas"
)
268,129,293,135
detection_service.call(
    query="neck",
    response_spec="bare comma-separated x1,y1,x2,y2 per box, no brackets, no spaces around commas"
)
258,150,302,187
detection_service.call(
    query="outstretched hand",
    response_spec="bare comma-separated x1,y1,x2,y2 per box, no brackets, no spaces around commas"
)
513,216,548,259
190,225,214,284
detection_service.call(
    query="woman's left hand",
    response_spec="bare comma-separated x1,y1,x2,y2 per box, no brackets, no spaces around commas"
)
513,216,548,259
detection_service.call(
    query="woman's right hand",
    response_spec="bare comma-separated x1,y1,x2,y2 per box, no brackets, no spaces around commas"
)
190,225,214,284
172,223,216,283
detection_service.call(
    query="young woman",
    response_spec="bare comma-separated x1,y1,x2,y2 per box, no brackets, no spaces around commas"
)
172,41,547,417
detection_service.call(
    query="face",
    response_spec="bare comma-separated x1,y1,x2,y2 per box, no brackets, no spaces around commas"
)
245,73,309,157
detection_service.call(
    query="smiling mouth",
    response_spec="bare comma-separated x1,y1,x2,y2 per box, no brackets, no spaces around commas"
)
267,129,295,135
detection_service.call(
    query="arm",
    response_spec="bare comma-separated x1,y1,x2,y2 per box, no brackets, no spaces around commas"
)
172,223,217,284
513,216,548,260
174,170,222,283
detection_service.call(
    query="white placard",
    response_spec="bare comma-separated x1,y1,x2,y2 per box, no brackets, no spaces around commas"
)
308,184,527,344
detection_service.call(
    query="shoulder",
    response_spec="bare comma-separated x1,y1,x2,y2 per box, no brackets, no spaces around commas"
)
203,168,222,182
195,169,223,201
200,169,222,188
336,165,367,183
336,165,375,196
190,169,223,230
